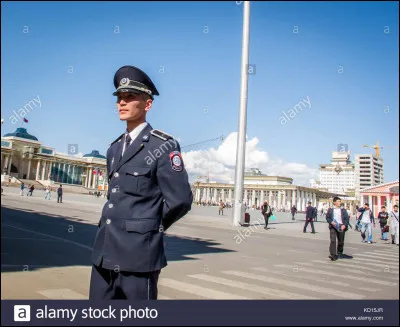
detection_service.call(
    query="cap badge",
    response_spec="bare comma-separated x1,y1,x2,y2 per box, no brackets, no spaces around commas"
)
120,78,129,86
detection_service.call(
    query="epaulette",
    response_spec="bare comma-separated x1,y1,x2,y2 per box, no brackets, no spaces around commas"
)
150,129,173,141
109,133,124,147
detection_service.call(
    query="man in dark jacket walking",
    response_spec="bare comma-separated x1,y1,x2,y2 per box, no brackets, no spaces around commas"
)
326,196,350,261
57,185,63,203
261,201,272,230
303,202,316,233
291,205,297,220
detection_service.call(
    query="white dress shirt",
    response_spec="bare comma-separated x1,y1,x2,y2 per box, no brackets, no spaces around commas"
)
333,208,342,224
122,122,148,156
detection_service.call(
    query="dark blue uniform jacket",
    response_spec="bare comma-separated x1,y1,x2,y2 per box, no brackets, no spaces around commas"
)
92,123,193,273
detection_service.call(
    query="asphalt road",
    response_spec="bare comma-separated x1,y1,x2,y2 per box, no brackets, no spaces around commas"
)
1,187,399,300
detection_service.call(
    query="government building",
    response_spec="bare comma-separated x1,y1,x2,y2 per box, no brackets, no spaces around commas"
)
1,128,348,208
193,168,342,212
1,128,108,190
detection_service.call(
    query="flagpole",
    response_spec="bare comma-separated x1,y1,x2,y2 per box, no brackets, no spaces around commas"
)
233,1,251,227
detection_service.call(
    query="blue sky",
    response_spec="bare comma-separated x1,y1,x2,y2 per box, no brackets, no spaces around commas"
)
1,1,399,185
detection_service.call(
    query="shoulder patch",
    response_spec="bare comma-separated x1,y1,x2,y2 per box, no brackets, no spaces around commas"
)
150,129,173,141
109,133,124,147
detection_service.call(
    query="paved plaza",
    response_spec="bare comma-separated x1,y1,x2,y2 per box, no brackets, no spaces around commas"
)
1,187,399,300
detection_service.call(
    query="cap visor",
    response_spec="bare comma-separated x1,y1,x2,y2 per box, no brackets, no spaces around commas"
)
112,88,142,96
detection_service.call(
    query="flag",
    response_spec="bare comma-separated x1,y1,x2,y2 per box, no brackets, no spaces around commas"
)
23,118,28,123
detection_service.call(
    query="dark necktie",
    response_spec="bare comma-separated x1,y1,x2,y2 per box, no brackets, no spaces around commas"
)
122,133,132,157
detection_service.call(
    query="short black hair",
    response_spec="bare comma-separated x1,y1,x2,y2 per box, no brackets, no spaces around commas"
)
381,205,386,208
307,201,311,204
333,196,341,202
394,205,399,208
364,203,369,207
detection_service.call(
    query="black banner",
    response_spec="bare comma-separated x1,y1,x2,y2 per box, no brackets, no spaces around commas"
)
1,300,399,326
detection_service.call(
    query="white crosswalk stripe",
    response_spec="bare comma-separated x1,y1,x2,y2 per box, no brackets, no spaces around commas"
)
304,261,399,280
310,260,399,275
158,278,249,299
369,252,399,258
251,267,381,292
348,259,399,270
351,256,399,266
358,253,399,262
274,264,398,287
188,273,317,300
355,253,399,261
37,288,86,299
369,249,399,254
221,270,365,299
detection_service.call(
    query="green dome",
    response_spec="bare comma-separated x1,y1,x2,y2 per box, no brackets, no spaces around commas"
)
3,128,38,141
83,150,106,159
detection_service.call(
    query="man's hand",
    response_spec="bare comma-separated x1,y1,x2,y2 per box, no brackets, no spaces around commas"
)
341,225,346,231
331,222,336,226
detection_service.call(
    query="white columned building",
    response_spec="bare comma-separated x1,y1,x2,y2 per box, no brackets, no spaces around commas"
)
1,128,107,190
193,169,338,213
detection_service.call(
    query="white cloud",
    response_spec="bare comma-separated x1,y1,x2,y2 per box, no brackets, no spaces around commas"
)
182,132,317,186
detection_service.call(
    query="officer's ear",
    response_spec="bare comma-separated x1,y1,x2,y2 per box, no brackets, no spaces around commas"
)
142,94,153,112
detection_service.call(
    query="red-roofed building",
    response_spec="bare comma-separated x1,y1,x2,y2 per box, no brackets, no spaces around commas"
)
360,181,399,216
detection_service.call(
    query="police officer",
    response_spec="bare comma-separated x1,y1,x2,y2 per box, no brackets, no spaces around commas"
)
89,65,193,300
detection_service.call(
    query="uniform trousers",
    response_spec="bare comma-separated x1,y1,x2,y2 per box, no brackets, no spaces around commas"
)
89,264,161,300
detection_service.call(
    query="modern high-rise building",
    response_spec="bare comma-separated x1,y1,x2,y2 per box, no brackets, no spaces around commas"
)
355,154,384,198
318,151,355,195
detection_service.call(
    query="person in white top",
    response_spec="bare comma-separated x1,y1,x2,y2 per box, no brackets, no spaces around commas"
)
358,203,375,244
45,186,51,200
345,204,353,229
388,204,399,245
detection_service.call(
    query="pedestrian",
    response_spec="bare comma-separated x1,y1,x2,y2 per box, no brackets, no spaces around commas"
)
388,204,399,245
291,205,297,220
20,183,25,196
377,206,389,241
313,205,318,222
57,184,63,203
303,201,316,233
29,184,34,196
45,186,51,200
89,65,193,300
358,203,375,244
325,196,350,261
261,201,272,230
345,205,353,230
354,205,360,231
218,200,225,215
